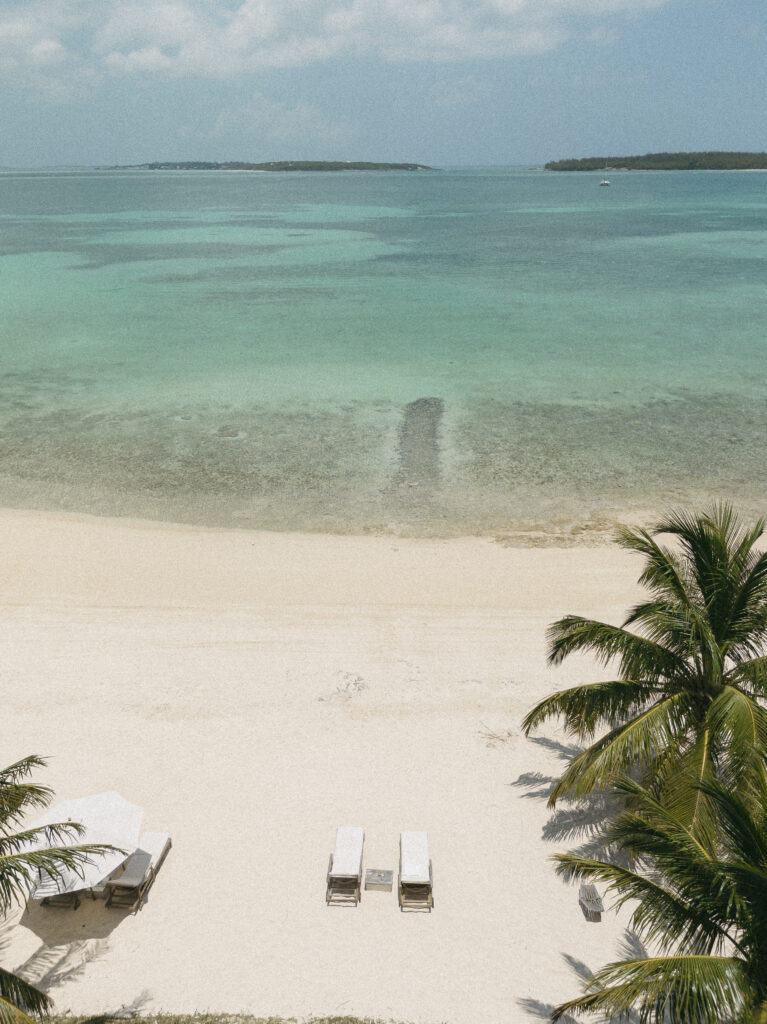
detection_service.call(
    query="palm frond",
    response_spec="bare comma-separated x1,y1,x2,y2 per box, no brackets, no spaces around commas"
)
534,506,767,824
0,967,51,1020
0,822,84,854
616,523,697,610
546,615,685,679
551,954,747,1024
608,776,715,850
723,552,767,658
729,656,767,698
657,725,718,843
0,787,54,836
521,678,655,738
622,599,694,648
623,599,722,685
547,694,690,805
695,778,767,875
656,504,766,652
0,997,41,1024
746,999,767,1024
706,687,767,794
0,758,48,788
553,852,732,955
0,842,120,910
0,757,52,834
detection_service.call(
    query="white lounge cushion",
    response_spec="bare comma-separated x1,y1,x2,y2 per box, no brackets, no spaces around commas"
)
111,832,171,889
400,831,430,884
329,826,364,878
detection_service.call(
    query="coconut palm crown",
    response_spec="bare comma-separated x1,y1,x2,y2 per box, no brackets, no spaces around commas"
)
522,504,767,826
551,766,767,1023
0,755,116,1024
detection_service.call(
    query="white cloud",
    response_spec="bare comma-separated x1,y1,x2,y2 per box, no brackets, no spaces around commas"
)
94,3,203,53
211,91,356,149
550,0,668,9
30,38,66,65
0,0,676,83
102,45,175,73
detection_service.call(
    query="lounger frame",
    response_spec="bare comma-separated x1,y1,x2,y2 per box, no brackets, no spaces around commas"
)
398,831,433,912
40,891,80,910
106,833,172,912
398,861,433,912
326,855,363,905
326,826,364,906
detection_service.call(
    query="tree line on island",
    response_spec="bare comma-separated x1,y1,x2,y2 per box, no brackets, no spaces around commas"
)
546,151,767,171
112,160,433,172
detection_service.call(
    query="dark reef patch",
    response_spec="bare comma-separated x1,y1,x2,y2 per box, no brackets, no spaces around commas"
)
395,397,443,489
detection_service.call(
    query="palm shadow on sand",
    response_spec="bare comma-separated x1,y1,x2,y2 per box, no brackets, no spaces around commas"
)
15,934,153,1016
509,739,643,1020
518,931,647,1023
16,937,111,994
512,733,627,862
527,735,585,761
13,899,138,1000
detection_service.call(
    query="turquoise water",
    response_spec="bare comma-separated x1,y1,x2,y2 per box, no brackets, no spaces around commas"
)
2,168,767,537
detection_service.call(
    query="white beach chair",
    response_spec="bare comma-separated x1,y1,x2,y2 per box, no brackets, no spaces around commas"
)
105,832,172,911
399,830,433,912
35,888,80,913
579,883,604,923
326,826,364,906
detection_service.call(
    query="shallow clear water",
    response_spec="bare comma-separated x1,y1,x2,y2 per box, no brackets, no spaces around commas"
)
2,168,767,537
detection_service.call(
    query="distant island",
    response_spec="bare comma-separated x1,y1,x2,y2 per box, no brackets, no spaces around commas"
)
112,161,434,172
545,151,767,171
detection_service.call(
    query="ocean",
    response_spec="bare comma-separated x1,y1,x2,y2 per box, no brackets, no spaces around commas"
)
2,167,766,538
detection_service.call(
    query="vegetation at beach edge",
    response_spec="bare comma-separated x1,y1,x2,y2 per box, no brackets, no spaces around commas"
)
523,503,767,1022
49,1017,408,1024
545,151,767,170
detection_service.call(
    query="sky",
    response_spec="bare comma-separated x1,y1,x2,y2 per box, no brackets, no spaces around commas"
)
0,0,765,167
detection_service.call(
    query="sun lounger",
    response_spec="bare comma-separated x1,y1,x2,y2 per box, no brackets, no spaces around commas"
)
105,832,172,911
326,826,364,906
87,876,112,899
39,890,81,910
399,831,433,911
88,863,128,899
31,869,82,909
579,882,604,922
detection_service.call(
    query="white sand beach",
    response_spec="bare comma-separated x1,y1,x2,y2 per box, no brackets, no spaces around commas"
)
2,509,645,1023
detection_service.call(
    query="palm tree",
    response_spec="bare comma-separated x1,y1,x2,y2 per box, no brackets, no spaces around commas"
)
551,766,767,1023
0,755,116,1024
522,504,767,830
